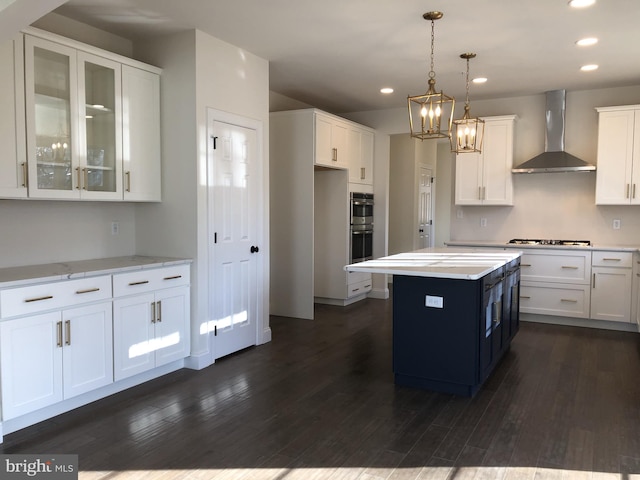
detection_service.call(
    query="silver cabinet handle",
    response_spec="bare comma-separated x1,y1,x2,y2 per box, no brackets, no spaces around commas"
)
163,275,182,281
520,295,531,299
521,264,531,267
593,273,596,288
561,265,578,269
76,287,100,294
128,280,150,286
25,295,53,303
57,321,63,347
151,302,156,324
360,167,365,180
561,298,578,303
65,320,71,345
157,300,162,322
626,183,630,198
332,147,337,162
478,186,482,200
602,258,621,262
21,162,27,188
125,171,131,192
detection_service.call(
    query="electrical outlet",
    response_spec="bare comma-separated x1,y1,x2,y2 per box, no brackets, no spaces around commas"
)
480,218,488,227
613,219,621,230
111,222,119,235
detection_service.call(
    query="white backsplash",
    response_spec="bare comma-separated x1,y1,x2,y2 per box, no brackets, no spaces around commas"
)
450,172,640,247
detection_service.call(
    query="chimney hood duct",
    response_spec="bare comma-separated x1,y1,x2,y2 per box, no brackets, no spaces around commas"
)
512,89,596,173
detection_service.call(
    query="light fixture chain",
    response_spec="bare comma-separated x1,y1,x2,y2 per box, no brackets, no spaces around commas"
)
465,57,470,106
429,18,435,79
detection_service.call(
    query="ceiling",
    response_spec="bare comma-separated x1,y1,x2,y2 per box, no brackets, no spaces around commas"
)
53,0,640,114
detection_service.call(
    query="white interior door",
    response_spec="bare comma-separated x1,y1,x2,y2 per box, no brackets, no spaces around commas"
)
416,166,433,249
209,118,259,359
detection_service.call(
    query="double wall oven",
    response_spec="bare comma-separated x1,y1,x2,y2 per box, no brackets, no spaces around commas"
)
350,192,373,263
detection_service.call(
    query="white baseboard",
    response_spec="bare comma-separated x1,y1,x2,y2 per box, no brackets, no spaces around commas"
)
521,312,639,333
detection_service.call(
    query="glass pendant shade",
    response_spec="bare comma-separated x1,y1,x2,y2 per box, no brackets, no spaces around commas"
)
452,53,484,153
408,12,455,141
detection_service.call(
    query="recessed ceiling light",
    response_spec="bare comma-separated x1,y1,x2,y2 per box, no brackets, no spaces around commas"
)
380,87,394,94
581,64,599,71
568,0,596,8
472,77,487,84
576,37,598,46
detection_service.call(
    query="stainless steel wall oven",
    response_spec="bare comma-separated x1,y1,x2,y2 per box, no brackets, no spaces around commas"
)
350,192,373,263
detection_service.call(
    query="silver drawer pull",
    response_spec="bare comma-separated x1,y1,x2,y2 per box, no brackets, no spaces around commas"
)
561,266,578,269
128,280,150,286
163,275,182,280
352,288,360,292
76,287,100,294
520,295,531,299
364,284,372,288
602,258,621,261
25,295,53,303
561,298,578,303
521,264,531,267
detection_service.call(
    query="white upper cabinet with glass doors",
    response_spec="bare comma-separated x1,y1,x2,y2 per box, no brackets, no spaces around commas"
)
21,28,160,201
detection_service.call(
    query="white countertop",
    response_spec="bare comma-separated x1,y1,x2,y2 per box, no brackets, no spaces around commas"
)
345,248,521,280
446,241,640,252
0,256,192,288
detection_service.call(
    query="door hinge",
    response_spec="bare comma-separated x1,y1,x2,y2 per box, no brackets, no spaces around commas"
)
212,136,218,149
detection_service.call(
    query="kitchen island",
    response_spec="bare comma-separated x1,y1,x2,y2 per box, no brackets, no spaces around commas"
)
346,248,522,396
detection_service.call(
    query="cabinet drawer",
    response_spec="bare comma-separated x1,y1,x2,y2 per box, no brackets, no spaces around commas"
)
519,282,589,318
519,251,591,284
592,251,632,268
347,279,372,298
0,275,112,319
347,270,371,286
113,264,190,297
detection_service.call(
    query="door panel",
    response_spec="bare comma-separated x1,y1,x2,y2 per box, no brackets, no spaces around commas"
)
210,119,258,359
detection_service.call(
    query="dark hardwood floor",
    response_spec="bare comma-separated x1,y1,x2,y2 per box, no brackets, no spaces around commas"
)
2,295,640,479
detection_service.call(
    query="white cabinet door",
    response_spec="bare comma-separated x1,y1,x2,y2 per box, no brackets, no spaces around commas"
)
455,115,515,206
25,35,80,199
455,150,483,205
62,302,113,399
76,52,122,200
113,286,189,381
122,65,161,201
595,108,636,205
348,127,374,185
113,292,156,381
591,267,632,322
0,312,63,420
314,112,348,169
482,119,514,205
154,285,189,367
0,35,27,198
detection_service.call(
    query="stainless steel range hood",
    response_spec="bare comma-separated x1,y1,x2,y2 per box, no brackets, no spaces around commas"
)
512,90,596,173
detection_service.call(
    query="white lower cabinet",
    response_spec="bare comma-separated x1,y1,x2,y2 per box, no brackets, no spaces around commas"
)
0,258,191,439
113,265,190,381
0,301,112,420
590,251,632,322
113,286,189,381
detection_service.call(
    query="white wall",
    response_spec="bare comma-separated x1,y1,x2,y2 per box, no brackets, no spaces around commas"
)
134,29,270,363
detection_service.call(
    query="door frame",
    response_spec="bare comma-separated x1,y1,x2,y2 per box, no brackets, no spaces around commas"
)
205,108,271,364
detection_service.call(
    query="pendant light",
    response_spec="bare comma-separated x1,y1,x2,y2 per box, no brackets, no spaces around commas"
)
452,53,484,153
407,11,455,141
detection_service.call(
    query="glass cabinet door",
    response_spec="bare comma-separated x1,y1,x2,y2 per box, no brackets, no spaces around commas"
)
78,52,122,199
25,36,78,198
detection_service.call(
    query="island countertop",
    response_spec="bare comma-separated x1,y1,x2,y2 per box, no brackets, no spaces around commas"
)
345,247,521,280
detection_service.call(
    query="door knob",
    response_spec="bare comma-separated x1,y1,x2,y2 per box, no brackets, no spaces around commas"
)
250,245,260,253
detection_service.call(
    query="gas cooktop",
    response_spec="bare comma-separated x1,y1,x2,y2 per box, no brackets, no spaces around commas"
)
508,239,591,246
